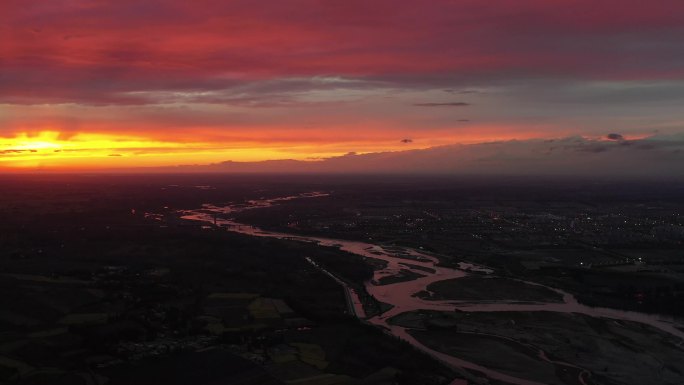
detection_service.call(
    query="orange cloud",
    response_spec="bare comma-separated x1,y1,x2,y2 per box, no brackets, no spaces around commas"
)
2,1,682,172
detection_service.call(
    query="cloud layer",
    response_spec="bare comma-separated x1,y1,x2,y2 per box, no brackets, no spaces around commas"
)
4,0,684,105
2,1,684,171
130,135,684,177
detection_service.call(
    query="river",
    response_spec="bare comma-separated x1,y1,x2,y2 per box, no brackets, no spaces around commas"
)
178,192,684,385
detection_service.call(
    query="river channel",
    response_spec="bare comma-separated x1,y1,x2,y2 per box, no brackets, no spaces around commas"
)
178,192,684,385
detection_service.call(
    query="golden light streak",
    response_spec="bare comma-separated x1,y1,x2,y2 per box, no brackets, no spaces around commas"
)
0,130,383,170
0,126,564,171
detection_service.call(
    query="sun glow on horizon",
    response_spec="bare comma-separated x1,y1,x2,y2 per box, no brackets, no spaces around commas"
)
0,130,430,170
0,131,294,170
0,127,638,172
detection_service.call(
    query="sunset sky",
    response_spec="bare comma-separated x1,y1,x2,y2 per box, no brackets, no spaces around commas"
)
2,0,684,172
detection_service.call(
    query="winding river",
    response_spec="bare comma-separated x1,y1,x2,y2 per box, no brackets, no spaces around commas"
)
178,192,684,385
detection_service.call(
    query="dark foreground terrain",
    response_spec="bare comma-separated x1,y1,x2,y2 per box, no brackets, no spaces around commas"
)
1,174,683,385
0,175,455,385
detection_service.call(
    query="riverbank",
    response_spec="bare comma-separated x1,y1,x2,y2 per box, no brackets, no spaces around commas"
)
181,192,684,385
